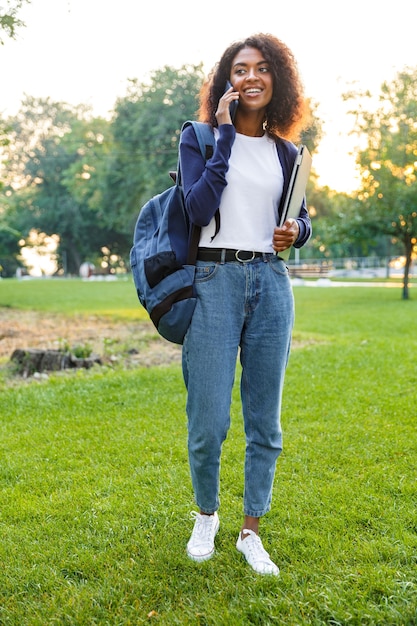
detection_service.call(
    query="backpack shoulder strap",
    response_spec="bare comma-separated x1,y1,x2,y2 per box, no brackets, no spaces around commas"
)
181,120,215,161
179,122,215,266
178,121,216,265
190,121,215,160
191,122,221,242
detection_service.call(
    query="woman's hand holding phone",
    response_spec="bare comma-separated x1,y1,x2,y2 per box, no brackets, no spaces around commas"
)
215,81,239,126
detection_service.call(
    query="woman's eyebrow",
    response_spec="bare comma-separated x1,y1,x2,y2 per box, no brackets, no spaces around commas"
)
232,60,268,69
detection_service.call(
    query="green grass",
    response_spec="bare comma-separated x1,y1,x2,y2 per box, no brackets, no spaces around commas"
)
0,279,416,625
0,276,146,320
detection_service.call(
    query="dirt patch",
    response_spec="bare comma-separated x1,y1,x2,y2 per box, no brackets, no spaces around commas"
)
0,309,314,382
0,308,182,370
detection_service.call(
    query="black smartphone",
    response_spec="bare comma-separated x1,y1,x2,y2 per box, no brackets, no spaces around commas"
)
225,80,238,123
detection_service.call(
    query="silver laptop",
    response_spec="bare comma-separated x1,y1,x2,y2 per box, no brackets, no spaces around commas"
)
278,145,312,260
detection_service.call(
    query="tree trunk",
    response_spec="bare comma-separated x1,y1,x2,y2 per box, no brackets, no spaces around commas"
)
63,240,82,276
402,239,412,300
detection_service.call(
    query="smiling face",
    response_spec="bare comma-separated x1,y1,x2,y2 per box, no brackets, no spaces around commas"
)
229,46,273,115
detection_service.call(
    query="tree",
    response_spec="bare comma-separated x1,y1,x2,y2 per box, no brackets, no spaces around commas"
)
296,99,356,261
345,68,417,299
0,1,30,155
1,65,206,275
0,0,29,44
300,99,323,156
2,97,115,274
104,64,206,241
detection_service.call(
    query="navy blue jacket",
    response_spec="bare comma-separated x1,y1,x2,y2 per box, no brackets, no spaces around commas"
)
180,123,312,249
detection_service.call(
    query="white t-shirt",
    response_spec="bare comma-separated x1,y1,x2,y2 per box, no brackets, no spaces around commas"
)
199,132,284,252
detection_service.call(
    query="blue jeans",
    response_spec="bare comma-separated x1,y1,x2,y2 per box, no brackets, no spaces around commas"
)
182,255,294,517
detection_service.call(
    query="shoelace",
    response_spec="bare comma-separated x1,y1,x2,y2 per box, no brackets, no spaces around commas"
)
190,511,216,543
242,529,271,561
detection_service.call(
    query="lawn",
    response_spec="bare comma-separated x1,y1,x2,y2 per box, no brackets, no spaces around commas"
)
0,276,145,319
0,278,416,625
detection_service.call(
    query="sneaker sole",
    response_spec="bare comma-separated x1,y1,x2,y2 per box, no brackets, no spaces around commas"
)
186,548,215,562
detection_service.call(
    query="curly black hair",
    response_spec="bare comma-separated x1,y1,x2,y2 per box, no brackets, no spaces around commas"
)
198,33,308,141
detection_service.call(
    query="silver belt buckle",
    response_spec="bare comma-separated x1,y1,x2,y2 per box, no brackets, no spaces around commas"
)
235,250,255,262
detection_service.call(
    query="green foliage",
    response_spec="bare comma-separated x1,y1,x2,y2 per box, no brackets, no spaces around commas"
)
300,98,323,155
0,0,29,44
0,220,21,276
104,64,206,238
1,98,119,274
0,65,207,276
344,67,417,298
307,67,417,267
0,284,416,624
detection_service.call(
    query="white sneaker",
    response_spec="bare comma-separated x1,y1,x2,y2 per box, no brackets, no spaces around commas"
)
236,529,279,576
186,511,220,562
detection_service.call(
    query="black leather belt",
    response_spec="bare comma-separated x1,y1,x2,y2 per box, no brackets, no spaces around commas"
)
197,248,272,262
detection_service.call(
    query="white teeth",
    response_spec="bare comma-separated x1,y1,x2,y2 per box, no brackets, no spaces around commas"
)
245,89,261,94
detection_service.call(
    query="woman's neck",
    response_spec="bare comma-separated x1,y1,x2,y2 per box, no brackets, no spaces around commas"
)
234,111,265,137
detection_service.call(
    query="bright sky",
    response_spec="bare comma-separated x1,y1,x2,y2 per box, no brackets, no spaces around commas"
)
2,0,416,193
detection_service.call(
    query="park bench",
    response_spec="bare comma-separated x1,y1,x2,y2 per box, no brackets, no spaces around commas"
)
288,264,330,279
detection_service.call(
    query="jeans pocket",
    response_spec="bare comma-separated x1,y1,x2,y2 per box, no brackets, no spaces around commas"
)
195,262,218,283
267,257,289,277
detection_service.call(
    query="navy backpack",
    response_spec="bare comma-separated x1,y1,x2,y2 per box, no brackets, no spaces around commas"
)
130,121,215,344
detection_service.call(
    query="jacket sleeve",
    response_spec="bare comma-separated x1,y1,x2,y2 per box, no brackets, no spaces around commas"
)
180,123,235,227
276,139,312,249
293,196,311,249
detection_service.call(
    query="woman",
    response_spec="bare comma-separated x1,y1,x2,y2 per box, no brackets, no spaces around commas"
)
180,33,311,575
